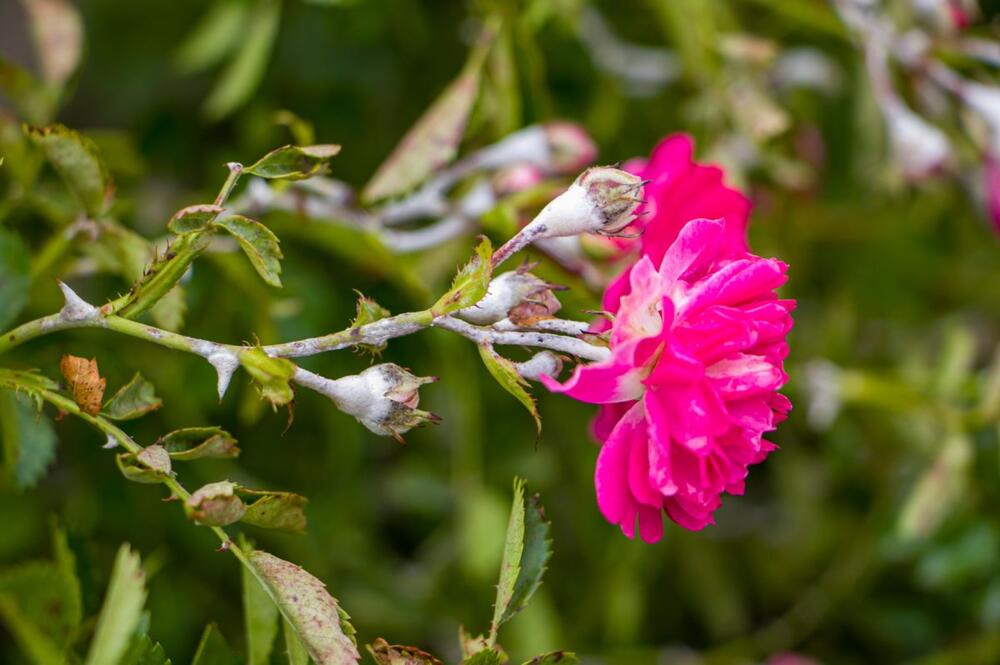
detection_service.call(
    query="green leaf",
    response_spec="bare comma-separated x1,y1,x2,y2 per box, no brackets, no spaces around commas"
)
362,39,489,202
247,549,360,665
0,390,57,489
102,372,163,421
477,344,541,438
462,650,504,665
174,0,249,74
0,596,64,665
202,0,281,120
521,653,579,665
431,236,493,317
242,556,279,665
159,427,240,460
367,638,442,665
84,544,148,665
50,524,83,635
213,215,284,287
0,56,57,124
240,489,309,533
167,204,225,234
0,550,81,653
283,617,310,665
245,144,341,180
191,624,241,665
185,481,246,527
119,634,172,665
274,110,316,146
115,447,172,484
25,123,112,218
898,432,973,541
0,228,31,330
240,347,296,407
490,478,552,635
350,291,391,355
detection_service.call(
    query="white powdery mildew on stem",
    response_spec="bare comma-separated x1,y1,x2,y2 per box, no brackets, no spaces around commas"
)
435,316,610,362
57,281,100,322
207,351,240,400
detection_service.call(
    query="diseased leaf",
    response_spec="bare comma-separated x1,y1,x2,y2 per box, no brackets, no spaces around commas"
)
245,144,341,180
0,229,30,330
283,617,310,665
367,638,442,665
102,373,162,421
59,355,106,416
25,124,113,218
240,348,296,407
248,549,360,665
239,489,308,533
167,204,224,234
431,236,493,317
213,215,283,287
521,653,580,665
478,344,541,438
0,390,58,489
362,40,489,202
84,544,147,665
351,291,390,355
242,556,279,665
202,0,281,120
491,478,552,633
186,481,246,526
22,0,84,87
116,446,171,484
159,427,239,460
191,624,241,665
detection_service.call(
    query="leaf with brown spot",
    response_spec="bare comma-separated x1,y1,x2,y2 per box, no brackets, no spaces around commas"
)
59,355,106,415
186,480,246,527
367,638,442,665
238,488,308,533
248,550,360,665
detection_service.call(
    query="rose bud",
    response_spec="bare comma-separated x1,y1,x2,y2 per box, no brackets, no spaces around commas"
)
456,268,563,325
324,364,438,441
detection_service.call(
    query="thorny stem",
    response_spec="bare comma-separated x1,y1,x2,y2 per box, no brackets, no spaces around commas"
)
0,379,250,569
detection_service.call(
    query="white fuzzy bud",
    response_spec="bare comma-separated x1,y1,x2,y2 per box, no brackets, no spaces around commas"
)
530,167,644,239
321,364,438,440
456,270,560,325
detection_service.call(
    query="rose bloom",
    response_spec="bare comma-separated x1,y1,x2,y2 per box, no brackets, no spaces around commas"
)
543,136,794,542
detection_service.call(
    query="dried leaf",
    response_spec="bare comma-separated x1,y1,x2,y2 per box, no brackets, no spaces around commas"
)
59,355,106,416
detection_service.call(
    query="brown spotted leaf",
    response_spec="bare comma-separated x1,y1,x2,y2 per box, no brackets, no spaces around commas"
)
248,550,360,665
367,638,442,665
59,355,106,415
186,480,246,526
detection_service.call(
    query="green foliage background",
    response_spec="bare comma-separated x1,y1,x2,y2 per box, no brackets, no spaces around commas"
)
2,1,1000,663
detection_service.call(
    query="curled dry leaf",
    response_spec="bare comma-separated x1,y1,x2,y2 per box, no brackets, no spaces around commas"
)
59,355,106,415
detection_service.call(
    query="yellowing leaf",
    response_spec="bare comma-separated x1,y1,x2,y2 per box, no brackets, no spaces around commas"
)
59,355,106,416
239,348,296,407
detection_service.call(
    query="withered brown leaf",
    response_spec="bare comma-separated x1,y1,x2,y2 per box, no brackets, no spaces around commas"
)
59,355,106,415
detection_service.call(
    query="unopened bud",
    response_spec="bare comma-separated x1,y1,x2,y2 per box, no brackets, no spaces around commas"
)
457,268,562,325
324,364,438,441
884,102,951,180
542,121,598,174
492,164,544,196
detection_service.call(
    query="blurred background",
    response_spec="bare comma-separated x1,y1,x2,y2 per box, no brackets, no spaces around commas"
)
2,0,1000,663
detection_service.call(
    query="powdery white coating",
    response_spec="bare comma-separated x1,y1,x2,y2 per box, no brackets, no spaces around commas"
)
516,351,564,382
103,434,119,449
208,351,240,400
456,271,554,325
528,183,599,238
883,101,952,179
57,281,99,321
469,125,552,172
